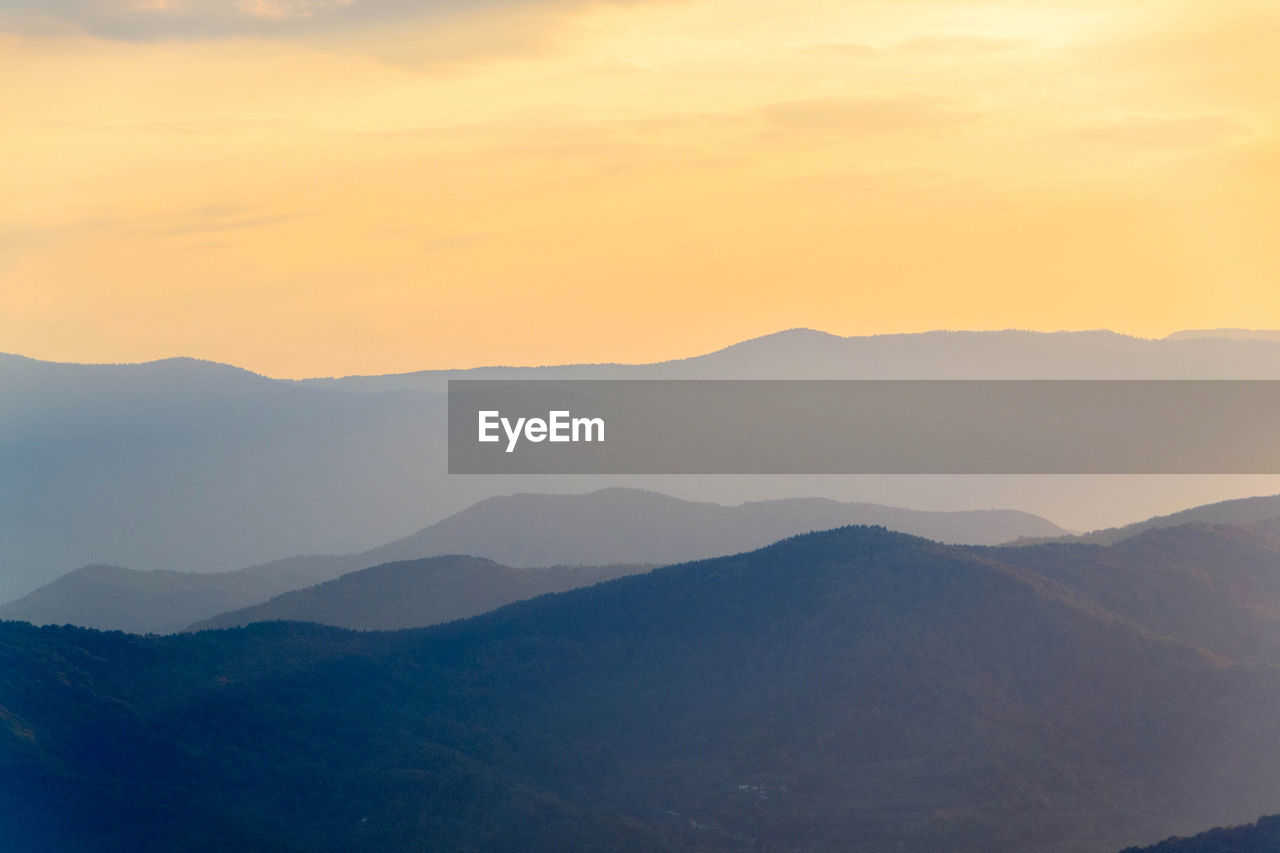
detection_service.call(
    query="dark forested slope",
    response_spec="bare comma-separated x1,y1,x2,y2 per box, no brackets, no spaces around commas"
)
1118,815,1280,852
6,526,1280,851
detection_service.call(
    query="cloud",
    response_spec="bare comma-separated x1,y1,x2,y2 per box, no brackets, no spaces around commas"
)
0,215,120,252
235,0,355,21
894,33,1028,56
39,115,291,135
763,94,984,134
1,0,345,38
0,204,305,253
1073,113,1242,149
802,33,1029,60
801,42,881,58
0,0,610,40
158,204,308,236
422,232,490,252
1094,4,1280,72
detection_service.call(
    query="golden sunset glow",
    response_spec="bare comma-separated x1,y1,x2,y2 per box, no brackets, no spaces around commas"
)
3,0,1279,376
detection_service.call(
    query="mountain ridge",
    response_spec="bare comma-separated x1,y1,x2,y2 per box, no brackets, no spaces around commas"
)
0,488,1065,632
185,517,1280,670
8,522,1280,850
12,327,1280,601
1013,494,1280,547
186,555,655,632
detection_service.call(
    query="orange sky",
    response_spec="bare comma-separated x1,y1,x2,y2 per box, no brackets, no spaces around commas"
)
2,0,1278,377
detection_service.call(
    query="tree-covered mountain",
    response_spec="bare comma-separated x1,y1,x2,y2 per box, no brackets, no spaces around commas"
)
985,521,1280,664
6,523,1280,852
0,488,1065,633
1118,815,1280,852
192,519,1280,651
188,556,653,631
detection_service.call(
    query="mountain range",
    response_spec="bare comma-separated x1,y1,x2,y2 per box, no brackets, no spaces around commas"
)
195,515,1280,662
1119,815,1280,852
1017,493,1280,547
0,488,1065,633
8,519,1280,851
188,556,654,632
11,328,1280,601
300,327,1280,391
15,490,1280,638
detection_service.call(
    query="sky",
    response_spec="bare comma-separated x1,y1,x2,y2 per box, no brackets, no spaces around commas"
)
2,0,1278,377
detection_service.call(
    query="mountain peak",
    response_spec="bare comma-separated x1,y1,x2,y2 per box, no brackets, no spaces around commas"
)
1164,328,1280,341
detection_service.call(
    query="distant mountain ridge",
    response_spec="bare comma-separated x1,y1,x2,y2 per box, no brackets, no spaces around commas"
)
358,488,1066,566
12,328,1280,601
1014,494,1280,547
0,564,294,636
188,556,654,632
0,488,1065,633
18,489,1280,637
295,328,1280,392
191,518,1280,655
1164,329,1280,341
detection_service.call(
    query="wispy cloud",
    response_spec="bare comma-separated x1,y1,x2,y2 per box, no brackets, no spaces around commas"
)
0,0,624,40
39,115,291,134
0,203,305,250
895,33,1028,56
0,215,120,252
802,42,881,58
763,94,985,134
1073,113,1243,149
803,33,1030,60
422,232,490,252
157,204,308,236
235,0,356,22
1,0,350,38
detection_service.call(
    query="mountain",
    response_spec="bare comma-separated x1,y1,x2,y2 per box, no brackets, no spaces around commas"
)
989,522,1280,664
201,516,1280,646
0,488,1066,633
0,554,389,635
188,556,653,631
301,328,1280,391
0,556,379,635
358,488,1066,566
0,564,286,635
8,523,1280,851
1164,329,1280,342
1119,816,1280,852
11,329,1280,600
1019,494,1280,547
0,351,449,602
